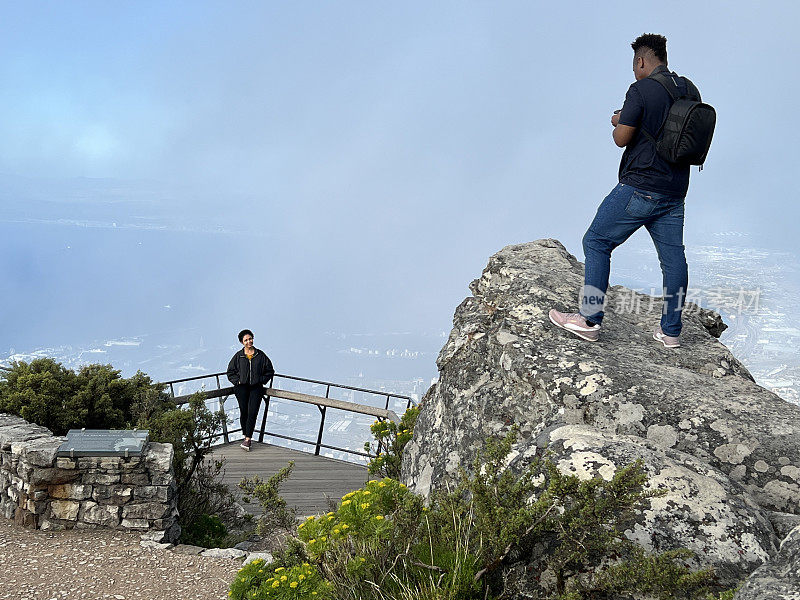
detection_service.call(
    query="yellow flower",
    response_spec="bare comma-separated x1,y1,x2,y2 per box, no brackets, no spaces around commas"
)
303,562,310,567
306,515,315,520
309,538,316,544
378,481,386,488
360,503,370,509
290,582,298,588
342,500,351,506
275,567,285,572
272,581,279,588
327,512,334,516
399,483,407,489
299,575,306,581
375,515,384,520
333,528,340,534
280,575,287,582
258,569,263,573
363,490,371,495
341,524,349,529
320,536,327,541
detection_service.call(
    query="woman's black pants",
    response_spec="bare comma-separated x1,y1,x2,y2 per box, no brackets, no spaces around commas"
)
235,384,264,438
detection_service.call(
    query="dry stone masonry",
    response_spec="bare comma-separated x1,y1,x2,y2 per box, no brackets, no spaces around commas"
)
402,239,800,598
0,414,179,542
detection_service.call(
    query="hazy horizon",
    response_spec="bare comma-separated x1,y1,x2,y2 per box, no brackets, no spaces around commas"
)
2,2,799,394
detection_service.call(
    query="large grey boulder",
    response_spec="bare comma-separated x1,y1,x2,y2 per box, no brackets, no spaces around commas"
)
402,239,800,591
735,525,800,600
539,425,776,587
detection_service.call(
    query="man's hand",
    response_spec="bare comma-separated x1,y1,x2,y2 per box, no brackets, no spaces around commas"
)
611,110,621,127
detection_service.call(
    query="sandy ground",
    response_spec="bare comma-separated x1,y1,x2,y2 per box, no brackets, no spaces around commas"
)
0,519,241,600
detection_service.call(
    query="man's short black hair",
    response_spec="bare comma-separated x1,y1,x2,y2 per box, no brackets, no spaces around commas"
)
238,329,254,343
631,33,668,65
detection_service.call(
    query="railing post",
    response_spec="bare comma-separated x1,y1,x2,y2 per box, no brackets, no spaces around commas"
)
315,405,326,456
258,393,271,443
384,394,390,411
220,395,230,444
375,416,384,457
169,382,175,398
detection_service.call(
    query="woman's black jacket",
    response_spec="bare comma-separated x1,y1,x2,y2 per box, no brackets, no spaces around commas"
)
226,349,275,387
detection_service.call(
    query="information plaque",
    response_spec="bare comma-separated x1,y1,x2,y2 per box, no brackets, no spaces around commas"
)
57,429,150,458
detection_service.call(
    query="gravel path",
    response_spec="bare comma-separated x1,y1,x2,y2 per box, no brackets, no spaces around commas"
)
0,519,241,600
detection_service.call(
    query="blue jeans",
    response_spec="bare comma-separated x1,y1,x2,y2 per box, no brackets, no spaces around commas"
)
581,183,687,336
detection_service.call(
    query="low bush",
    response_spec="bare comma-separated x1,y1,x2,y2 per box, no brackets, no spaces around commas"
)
229,558,330,600
363,406,419,480
232,423,724,600
182,513,228,548
239,461,298,537
138,392,247,542
0,358,163,435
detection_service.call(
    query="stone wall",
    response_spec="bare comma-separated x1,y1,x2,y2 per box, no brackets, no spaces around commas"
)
0,413,179,542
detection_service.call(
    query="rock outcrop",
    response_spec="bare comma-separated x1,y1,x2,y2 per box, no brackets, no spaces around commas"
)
402,239,800,595
734,524,800,600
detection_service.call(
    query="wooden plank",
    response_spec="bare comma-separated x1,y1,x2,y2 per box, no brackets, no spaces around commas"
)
174,387,399,422
210,441,371,516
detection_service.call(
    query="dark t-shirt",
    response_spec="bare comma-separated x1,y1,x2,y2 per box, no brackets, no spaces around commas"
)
618,65,692,197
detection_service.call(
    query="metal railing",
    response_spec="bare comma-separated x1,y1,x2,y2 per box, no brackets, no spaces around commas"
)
163,371,416,462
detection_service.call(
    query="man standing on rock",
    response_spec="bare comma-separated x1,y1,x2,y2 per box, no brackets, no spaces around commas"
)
550,33,701,349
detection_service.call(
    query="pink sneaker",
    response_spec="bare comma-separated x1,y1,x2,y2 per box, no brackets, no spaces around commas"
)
548,309,600,342
653,326,680,348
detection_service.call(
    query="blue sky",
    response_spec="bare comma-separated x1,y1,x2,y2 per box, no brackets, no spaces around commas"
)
1,1,798,379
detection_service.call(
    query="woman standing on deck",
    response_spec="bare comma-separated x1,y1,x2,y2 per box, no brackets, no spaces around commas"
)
226,329,275,451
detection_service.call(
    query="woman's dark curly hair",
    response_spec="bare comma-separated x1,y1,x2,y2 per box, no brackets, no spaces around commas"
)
631,33,668,65
238,329,254,343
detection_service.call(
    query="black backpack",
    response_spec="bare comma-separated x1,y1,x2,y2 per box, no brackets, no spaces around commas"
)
642,71,716,168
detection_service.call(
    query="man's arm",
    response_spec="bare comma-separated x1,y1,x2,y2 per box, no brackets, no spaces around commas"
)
613,123,637,147
613,84,642,147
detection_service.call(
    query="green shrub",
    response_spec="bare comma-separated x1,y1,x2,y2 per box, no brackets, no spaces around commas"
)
0,358,164,435
233,424,723,600
240,461,298,537
363,406,419,479
440,429,716,599
182,513,228,548
229,558,331,600
142,392,245,542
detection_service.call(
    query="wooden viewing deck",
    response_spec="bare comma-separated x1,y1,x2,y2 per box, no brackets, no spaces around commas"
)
211,441,371,516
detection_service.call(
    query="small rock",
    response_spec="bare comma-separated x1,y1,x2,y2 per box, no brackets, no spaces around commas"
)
244,552,274,565
140,540,174,550
172,544,205,555
200,548,246,559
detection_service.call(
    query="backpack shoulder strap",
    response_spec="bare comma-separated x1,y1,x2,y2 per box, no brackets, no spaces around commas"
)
647,70,682,100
